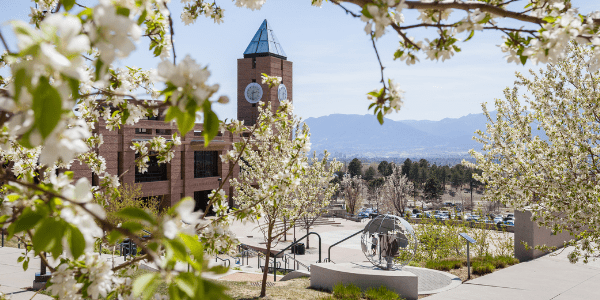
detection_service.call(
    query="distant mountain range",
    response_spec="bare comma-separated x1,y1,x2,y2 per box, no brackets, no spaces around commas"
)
304,112,497,163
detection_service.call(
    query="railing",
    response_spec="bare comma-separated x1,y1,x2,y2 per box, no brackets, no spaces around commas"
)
237,246,264,268
214,255,231,268
283,254,310,271
326,229,363,263
272,232,322,282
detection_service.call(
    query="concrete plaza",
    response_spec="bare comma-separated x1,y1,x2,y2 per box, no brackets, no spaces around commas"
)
1,217,599,299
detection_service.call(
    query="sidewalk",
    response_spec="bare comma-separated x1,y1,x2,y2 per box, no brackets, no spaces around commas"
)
0,247,52,300
425,246,600,300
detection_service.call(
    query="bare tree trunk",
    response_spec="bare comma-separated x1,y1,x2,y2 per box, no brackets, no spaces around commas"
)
260,222,274,297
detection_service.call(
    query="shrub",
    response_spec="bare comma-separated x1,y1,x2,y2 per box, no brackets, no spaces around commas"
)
365,286,403,300
496,255,519,266
466,255,519,270
426,259,463,271
472,261,495,275
333,283,362,300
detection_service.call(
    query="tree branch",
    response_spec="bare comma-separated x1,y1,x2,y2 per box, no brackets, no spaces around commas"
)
0,30,14,54
340,0,569,25
164,2,177,65
371,35,386,87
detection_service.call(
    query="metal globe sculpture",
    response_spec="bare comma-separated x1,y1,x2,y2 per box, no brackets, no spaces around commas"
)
360,214,418,270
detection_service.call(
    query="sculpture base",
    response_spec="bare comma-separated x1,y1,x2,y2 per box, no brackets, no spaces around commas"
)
310,263,418,300
32,272,51,290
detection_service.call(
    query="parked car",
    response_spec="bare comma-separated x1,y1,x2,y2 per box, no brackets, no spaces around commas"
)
467,215,480,221
493,217,504,224
434,214,449,220
505,219,515,226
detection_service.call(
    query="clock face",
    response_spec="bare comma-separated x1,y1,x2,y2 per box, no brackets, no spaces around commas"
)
278,84,288,101
244,82,263,104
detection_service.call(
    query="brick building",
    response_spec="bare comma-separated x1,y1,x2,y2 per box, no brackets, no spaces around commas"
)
71,19,292,211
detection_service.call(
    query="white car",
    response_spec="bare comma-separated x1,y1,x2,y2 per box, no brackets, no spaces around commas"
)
493,217,504,224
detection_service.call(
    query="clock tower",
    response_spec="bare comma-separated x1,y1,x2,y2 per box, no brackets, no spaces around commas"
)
238,19,293,126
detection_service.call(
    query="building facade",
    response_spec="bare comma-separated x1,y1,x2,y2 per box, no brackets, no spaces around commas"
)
71,19,291,211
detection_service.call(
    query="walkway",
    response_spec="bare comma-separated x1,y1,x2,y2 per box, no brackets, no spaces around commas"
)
0,247,52,300
425,246,600,299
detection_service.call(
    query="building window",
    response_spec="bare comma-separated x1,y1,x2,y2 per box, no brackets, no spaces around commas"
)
135,128,152,134
281,60,283,70
194,190,214,215
117,152,123,177
156,129,172,135
252,57,256,69
180,151,185,179
194,151,218,178
145,115,159,121
135,153,167,183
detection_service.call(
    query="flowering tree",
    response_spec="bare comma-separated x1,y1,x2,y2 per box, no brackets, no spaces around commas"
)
230,99,339,297
382,163,413,217
295,152,342,249
340,173,367,215
469,43,600,263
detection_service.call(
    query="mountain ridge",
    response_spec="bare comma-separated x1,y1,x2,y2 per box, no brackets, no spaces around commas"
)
303,112,496,160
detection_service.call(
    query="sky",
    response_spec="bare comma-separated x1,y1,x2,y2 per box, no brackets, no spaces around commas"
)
0,0,599,121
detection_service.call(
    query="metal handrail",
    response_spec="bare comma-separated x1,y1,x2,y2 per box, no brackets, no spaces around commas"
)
326,229,363,263
214,255,231,268
272,232,322,282
283,253,310,271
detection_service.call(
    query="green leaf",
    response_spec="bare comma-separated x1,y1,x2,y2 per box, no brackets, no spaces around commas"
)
22,258,29,271
116,7,131,17
121,221,144,233
132,273,159,299
138,10,148,25
377,111,384,125
174,273,197,298
520,55,528,65
202,280,230,300
165,106,196,137
180,234,203,262
207,265,229,275
202,101,219,147
13,68,28,103
9,207,45,236
32,218,65,258
33,77,62,139
361,5,373,19
94,59,104,81
77,7,93,18
67,226,85,259
464,30,475,42
0,214,9,224
66,77,80,100
63,0,76,11
165,239,188,261
115,207,157,225
107,229,124,244
543,16,556,23
120,108,131,124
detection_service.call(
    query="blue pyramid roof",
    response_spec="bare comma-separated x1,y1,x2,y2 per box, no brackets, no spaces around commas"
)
243,20,287,60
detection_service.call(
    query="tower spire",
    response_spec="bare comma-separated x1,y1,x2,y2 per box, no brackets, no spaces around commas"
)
243,19,287,60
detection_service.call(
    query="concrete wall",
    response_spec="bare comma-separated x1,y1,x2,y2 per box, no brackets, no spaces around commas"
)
514,210,573,262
